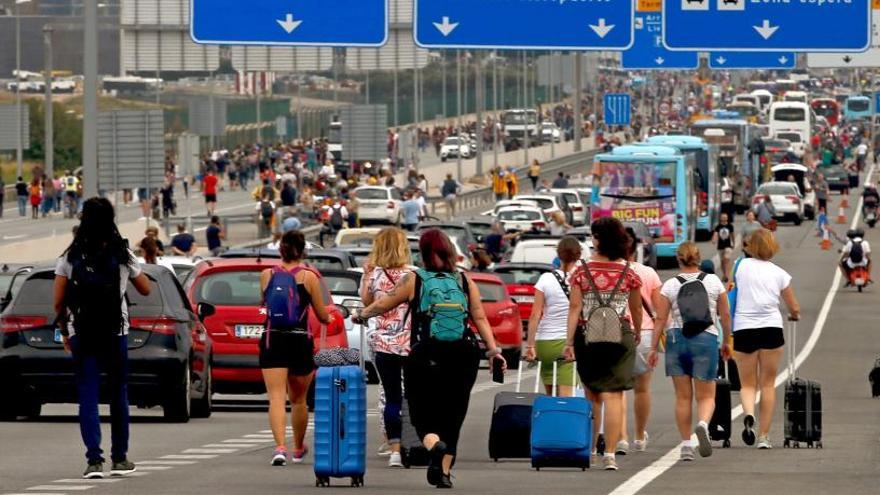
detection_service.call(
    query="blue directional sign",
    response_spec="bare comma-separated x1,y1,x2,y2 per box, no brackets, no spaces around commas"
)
709,52,796,70
663,0,870,52
190,0,387,47
622,12,698,71
414,0,633,50
604,94,632,127
875,92,880,115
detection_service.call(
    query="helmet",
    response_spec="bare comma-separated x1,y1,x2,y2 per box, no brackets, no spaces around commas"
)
846,228,865,240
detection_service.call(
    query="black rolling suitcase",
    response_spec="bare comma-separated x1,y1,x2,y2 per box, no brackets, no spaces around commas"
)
709,360,733,448
488,361,541,461
869,357,880,398
783,321,823,449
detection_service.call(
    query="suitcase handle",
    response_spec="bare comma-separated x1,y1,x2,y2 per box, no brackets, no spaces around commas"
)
787,320,797,380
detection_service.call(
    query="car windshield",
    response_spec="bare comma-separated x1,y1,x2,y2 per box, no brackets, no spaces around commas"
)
467,222,492,239
196,270,262,306
476,281,506,302
324,275,360,295
493,267,549,285
498,210,541,221
351,252,370,266
306,256,345,271
444,138,461,145
335,232,377,245
759,184,798,195
520,197,554,209
12,272,162,317
763,139,790,149
355,189,388,200
775,133,802,143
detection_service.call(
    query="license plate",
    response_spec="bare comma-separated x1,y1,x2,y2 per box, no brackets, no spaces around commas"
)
512,295,535,303
234,325,265,338
54,328,63,343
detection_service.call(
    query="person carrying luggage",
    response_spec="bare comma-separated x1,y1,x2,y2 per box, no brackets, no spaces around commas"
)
647,242,732,461
525,236,582,397
359,228,414,468
352,229,507,488
729,229,800,449
53,198,152,479
259,230,332,466
562,217,643,471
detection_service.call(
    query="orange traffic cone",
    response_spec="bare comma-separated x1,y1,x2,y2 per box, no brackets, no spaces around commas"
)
820,228,831,250
837,205,847,224
841,196,850,209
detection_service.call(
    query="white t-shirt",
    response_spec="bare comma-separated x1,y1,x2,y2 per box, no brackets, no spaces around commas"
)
857,143,868,156
842,238,871,268
533,269,574,340
732,258,792,331
660,272,726,336
55,250,142,336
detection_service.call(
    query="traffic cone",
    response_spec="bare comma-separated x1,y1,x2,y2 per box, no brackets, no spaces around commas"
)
841,196,850,209
837,204,847,224
820,228,831,250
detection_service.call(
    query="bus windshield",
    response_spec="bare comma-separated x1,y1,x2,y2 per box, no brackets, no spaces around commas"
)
773,107,806,122
847,98,870,112
592,161,678,242
503,112,537,126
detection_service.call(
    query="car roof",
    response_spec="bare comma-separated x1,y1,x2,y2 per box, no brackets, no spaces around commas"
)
307,249,352,259
417,221,469,229
465,216,494,224
466,272,505,284
491,262,555,271
320,269,362,281
759,181,799,188
497,205,543,213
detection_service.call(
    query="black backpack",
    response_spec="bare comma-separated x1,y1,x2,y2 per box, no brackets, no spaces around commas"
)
850,240,864,264
67,254,124,353
260,200,275,224
329,206,344,229
676,273,714,338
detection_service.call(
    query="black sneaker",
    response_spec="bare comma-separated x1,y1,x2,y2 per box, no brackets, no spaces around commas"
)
436,473,453,489
83,461,104,479
110,459,137,477
426,441,447,487
742,414,757,446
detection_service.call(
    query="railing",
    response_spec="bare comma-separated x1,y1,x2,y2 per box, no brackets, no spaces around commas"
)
161,213,257,238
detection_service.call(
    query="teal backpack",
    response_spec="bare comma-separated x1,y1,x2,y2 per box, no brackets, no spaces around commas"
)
413,269,470,342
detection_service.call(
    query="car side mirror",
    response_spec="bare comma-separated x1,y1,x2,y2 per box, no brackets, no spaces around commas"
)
196,302,216,322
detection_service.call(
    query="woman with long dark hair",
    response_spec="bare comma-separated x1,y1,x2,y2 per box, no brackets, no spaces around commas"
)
53,197,151,479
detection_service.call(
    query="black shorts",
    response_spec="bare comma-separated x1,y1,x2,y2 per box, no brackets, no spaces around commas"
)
733,327,784,354
258,330,316,375
204,193,217,203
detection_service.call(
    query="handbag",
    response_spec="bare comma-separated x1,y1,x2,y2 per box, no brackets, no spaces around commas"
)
581,262,631,346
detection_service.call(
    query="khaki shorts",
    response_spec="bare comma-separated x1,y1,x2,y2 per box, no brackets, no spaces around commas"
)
719,247,733,260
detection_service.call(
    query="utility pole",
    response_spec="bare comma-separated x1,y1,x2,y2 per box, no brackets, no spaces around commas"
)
43,25,54,178
522,51,529,168
83,0,98,197
15,0,27,179
475,51,484,177
492,51,499,169
574,52,583,153
441,51,447,117
456,50,462,182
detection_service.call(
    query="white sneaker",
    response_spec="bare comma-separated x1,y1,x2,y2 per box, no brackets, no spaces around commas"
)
757,436,773,449
615,440,629,455
695,423,713,458
679,445,696,462
632,432,649,452
388,452,403,468
377,443,392,457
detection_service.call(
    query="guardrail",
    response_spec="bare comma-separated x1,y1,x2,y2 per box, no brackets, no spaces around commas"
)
161,213,258,237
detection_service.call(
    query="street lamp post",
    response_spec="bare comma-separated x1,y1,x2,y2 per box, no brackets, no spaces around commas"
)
43,25,53,179
15,0,32,180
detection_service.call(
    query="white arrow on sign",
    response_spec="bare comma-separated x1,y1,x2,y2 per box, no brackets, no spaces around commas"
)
589,19,615,39
715,56,727,65
778,56,789,65
655,57,665,65
433,16,459,37
276,13,302,34
754,20,779,40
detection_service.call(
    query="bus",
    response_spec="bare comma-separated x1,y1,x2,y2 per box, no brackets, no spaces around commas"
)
811,98,841,127
645,135,720,241
591,145,695,260
689,118,761,212
844,96,872,122
768,102,814,153
726,102,761,123
774,79,798,97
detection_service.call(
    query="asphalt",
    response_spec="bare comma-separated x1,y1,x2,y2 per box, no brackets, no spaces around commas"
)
1,175,879,494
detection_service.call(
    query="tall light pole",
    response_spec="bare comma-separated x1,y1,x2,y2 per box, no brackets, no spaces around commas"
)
83,0,98,197
15,0,31,180
43,25,53,178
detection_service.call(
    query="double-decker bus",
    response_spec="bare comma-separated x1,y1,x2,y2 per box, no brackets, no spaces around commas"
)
811,98,841,127
591,145,695,260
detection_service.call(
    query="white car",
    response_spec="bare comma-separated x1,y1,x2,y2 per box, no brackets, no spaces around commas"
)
540,122,562,143
513,194,569,224
508,238,591,264
353,186,402,225
136,255,199,282
481,199,540,217
440,137,472,162
550,189,590,226
321,270,378,384
333,227,383,247
773,131,807,158
752,181,804,225
496,206,548,233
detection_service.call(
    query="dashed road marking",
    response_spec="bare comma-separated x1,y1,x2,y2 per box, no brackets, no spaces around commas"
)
28,486,92,491
134,466,173,471
221,439,268,444
202,443,254,448
51,481,118,485
139,460,196,466
182,448,239,454
160,454,218,460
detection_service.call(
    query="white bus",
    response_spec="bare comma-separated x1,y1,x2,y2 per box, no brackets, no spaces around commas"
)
768,102,814,158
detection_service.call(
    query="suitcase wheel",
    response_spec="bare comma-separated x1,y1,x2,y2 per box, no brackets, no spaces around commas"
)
722,439,731,448
350,476,364,487
817,441,823,449
316,476,330,487
493,458,498,462
783,439,790,449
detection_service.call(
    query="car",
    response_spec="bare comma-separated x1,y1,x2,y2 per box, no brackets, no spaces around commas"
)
513,193,574,225
136,256,200,282
772,163,816,220
0,263,33,311
439,136,472,162
335,245,373,269
467,272,523,368
464,217,495,244
507,236,591,264
305,249,360,271
321,270,378,384
539,122,562,143
622,221,658,269
752,182,805,225
773,131,807,158
353,186,402,225
496,206,548,233
184,257,348,396
447,234,475,271
818,165,850,192
763,138,795,164
416,221,478,247
333,227,382,247
550,188,589,226
481,199,540,217
490,263,556,337
0,264,212,422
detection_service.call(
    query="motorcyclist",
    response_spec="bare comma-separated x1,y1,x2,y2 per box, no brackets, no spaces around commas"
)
862,183,880,217
840,229,872,285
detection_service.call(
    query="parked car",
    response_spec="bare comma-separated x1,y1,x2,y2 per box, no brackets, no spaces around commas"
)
136,256,201,282
353,186,402,225
464,217,495,244
752,181,805,225
550,188,589,226
440,136,472,161
481,199,540,217
772,163,815,220
818,165,850,192
415,221,478,247
305,249,360,271
496,206,548,233
184,257,348,396
0,264,212,422
321,270,378,384
507,237,591,264
0,263,33,311
490,263,555,337
467,272,523,367
513,193,574,225
333,227,382,247
763,138,795,164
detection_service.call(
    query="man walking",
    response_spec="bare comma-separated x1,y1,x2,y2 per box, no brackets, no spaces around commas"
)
441,173,461,220
712,213,736,283
203,168,218,216
15,176,28,217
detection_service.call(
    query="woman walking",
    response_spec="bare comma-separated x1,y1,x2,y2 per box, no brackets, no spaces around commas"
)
29,178,42,219
525,236,582,397
563,217,643,471
353,230,507,488
648,242,732,461
730,229,800,449
359,228,415,468
259,230,332,466
528,159,541,191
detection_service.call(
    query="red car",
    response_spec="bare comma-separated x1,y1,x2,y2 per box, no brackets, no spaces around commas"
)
490,263,556,340
467,272,523,367
184,258,348,395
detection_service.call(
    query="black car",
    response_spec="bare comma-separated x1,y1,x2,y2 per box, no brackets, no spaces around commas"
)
464,217,495,244
221,248,358,271
416,221,478,247
0,264,212,422
0,263,34,310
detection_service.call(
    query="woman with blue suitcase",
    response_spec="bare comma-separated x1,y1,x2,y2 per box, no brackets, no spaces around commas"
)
353,229,507,488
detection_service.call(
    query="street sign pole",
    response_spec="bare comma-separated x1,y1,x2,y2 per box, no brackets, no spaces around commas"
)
492,52,499,170
574,53,583,153
523,51,529,170
83,0,98,197
43,25,54,179
475,51,484,177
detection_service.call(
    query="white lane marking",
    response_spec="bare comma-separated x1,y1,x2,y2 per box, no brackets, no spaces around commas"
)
203,443,254,448
124,472,149,478
181,448,239,454
3,234,27,240
221,439,269,444
52,480,118,484
159,454,218,460
138,460,196,465
28,487,92,491
6,493,67,495
133,466,173,471
242,434,275,439
610,163,875,495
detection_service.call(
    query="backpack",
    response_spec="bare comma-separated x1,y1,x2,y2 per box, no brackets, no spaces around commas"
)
676,273,714,338
260,200,274,224
264,266,306,330
329,205,344,229
581,262,630,346
849,240,864,264
66,254,124,353
413,269,470,343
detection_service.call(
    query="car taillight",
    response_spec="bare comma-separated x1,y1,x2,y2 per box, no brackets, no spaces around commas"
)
130,317,177,335
786,195,800,204
533,221,546,229
325,310,345,335
753,194,765,204
387,201,395,209
0,316,48,333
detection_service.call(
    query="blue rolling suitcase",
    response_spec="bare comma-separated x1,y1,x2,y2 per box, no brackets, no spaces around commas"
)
530,362,592,470
314,324,367,487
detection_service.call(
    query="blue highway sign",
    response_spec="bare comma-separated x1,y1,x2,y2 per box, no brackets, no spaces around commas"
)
414,0,633,50
875,92,880,115
663,0,870,52
622,12,698,71
708,52,796,70
190,0,387,47
604,94,632,127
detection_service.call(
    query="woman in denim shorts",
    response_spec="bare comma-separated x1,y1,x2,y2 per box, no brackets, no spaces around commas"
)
648,242,732,462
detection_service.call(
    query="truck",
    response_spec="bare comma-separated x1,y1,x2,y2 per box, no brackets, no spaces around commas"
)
502,109,538,151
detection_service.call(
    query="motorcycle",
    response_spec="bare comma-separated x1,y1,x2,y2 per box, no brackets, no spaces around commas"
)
864,200,878,228
848,265,870,292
